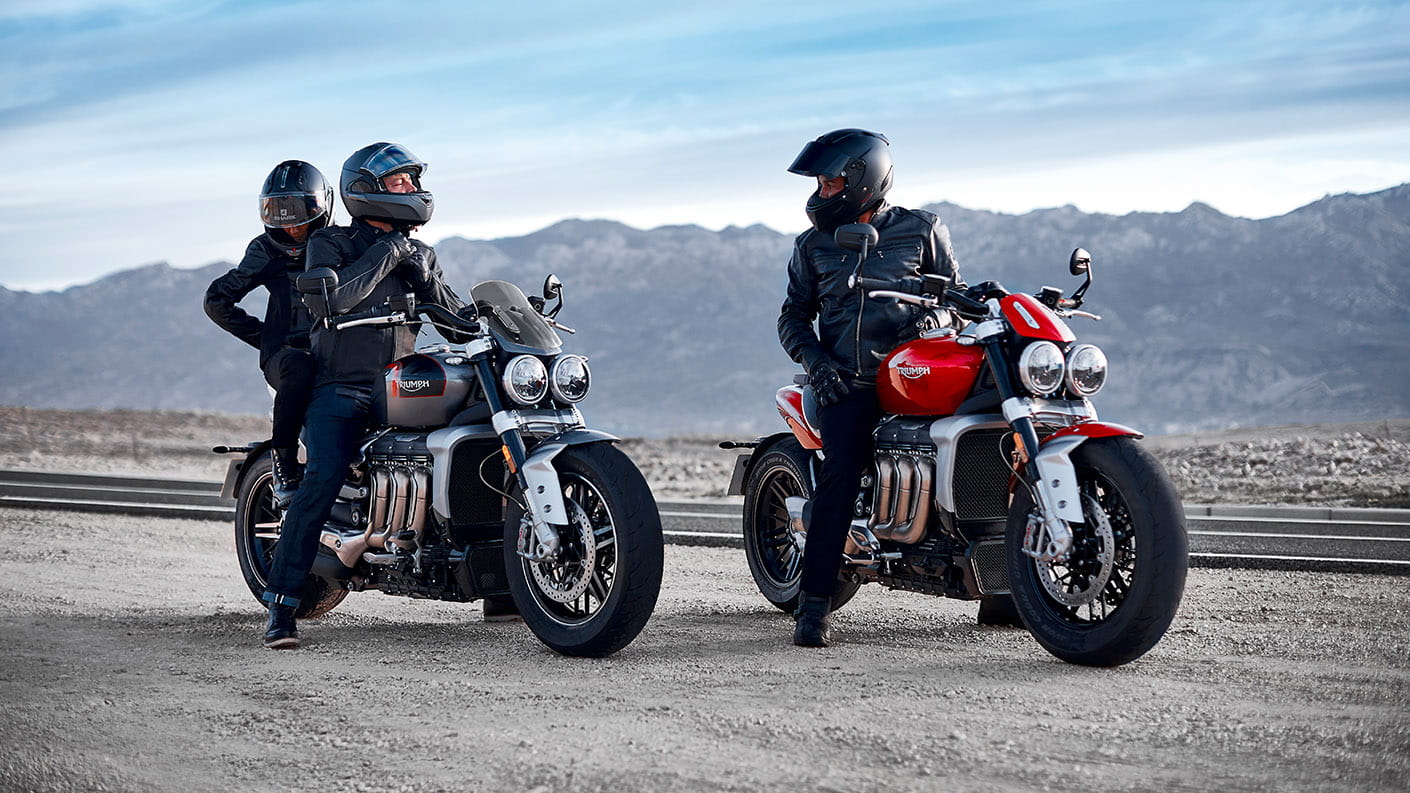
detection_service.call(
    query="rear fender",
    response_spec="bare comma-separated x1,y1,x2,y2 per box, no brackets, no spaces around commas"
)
221,440,275,500
725,431,814,496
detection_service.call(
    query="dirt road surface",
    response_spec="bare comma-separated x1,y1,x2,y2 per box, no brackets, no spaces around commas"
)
2,506,1407,793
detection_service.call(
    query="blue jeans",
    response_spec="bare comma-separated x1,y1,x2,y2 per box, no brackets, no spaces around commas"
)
262,384,371,607
801,385,881,597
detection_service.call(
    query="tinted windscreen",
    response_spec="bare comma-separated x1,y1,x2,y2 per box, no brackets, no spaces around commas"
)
471,280,561,354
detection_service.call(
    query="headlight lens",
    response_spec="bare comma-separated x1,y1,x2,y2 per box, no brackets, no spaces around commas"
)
1017,341,1065,396
550,354,591,403
502,355,548,405
1065,344,1108,396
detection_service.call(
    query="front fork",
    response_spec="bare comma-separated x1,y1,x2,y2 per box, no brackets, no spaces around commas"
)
979,326,1085,562
470,347,571,562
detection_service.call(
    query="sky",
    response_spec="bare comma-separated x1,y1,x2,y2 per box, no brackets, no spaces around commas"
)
1,0,1407,291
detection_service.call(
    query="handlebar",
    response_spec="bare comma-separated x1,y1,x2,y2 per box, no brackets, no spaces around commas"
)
330,301,482,335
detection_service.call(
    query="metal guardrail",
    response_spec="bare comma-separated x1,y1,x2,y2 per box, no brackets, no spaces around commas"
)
2,469,1407,574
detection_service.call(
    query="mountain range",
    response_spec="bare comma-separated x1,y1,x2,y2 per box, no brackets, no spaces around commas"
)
3,185,1407,437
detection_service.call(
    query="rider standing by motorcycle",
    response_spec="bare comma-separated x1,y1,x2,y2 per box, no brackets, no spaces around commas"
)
205,160,333,508
261,142,468,649
778,129,961,647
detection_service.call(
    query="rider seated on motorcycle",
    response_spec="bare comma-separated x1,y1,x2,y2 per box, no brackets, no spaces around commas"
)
205,160,333,510
259,142,514,650
778,129,961,647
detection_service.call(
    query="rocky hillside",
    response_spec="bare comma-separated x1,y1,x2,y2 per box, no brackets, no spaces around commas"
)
1,186,1407,436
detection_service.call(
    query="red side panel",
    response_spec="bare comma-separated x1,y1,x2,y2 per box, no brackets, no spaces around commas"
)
776,386,822,449
877,336,985,416
1045,421,1144,443
1002,293,1075,342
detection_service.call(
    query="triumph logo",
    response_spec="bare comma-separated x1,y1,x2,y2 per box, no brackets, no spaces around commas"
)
399,379,432,392
896,364,930,379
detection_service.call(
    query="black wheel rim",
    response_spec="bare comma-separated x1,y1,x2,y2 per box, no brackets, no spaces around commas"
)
750,467,804,589
239,471,282,589
1029,466,1136,625
521,473,618,626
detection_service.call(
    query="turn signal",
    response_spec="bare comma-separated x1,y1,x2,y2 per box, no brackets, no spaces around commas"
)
501,444,517,474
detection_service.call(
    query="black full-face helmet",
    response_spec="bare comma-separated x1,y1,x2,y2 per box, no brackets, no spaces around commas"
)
788,128,893,235
259,160,334,256
340,142,433,230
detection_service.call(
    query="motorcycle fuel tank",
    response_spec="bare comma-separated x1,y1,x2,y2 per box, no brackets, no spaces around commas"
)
877,335,985,416
373,351,478,428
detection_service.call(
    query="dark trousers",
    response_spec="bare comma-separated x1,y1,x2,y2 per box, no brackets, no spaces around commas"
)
262,348,316,450
801,385,881,597
263,384,371,607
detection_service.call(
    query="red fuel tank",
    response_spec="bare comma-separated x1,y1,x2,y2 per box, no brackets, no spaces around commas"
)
877,335,985,416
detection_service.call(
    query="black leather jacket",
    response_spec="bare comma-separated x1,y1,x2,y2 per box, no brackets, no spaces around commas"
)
779,204,960,381
306,218,464,388
204,235,313,370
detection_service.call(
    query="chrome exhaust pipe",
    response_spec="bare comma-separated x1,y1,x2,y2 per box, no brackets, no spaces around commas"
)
891,456,933,544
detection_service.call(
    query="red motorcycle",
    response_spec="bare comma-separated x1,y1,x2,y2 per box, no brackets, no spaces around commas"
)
726,223,1187,666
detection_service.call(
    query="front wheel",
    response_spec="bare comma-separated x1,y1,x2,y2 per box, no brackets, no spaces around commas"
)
233,453,347,619
741,437,861,613
503,442,663,657
1006,436,1187,666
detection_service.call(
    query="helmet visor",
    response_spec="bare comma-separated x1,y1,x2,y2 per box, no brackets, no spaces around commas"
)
361,143,427,179
787,141,852,178
260,192,329,228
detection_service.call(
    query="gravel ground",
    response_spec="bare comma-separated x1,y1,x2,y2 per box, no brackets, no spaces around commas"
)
2,407,1407,506
0,507,1407,792
1,409,1408,791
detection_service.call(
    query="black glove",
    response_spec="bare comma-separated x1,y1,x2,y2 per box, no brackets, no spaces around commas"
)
381,231,413,262
399,248,433,288
805,356,850,407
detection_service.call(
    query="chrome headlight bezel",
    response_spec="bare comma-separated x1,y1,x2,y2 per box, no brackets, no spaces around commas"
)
502,354,549,405
1065,343,1108,397
549,354,591,403
1017,340,1065,397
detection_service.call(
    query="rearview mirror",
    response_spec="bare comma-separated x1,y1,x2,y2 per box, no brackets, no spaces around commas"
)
834,223,879,254
296,267,339,319
542,273,564,318
1069,248,1092,276
296,267,339,294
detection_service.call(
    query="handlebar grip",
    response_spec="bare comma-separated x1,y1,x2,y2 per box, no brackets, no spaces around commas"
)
855,276,925,295
334,305,388,324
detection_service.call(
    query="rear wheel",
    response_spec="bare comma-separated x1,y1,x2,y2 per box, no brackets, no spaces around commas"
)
741,437,861,613
233,454,347,620
1006,437,1187,666
503,442,663,657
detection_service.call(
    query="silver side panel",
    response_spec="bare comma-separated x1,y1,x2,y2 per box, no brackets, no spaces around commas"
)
426,423,498,521
929,414,1008,514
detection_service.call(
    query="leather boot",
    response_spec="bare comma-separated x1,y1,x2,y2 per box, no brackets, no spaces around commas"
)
263,603,301,650
793,594,832,647
270,448,303,509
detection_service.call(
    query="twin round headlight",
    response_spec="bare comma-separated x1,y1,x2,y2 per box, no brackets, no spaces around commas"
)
502,354,591,405
1017,342,1107,397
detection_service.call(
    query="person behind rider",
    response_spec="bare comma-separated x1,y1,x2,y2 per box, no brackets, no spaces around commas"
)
260,142,474,649
777,129,961,647
205,160,333,508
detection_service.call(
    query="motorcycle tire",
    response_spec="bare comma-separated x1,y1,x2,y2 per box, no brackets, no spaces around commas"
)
503,442,663,658
233,453,347,620
741,437,861,614
1006,436,1187,666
